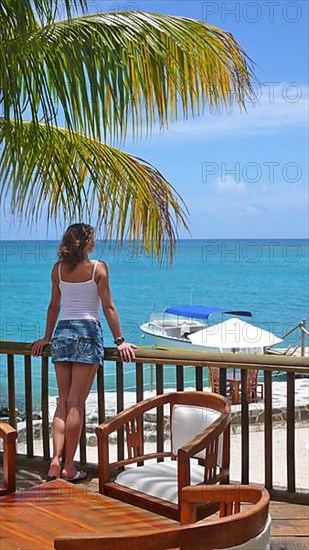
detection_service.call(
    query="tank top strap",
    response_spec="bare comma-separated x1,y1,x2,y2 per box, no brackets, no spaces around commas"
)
58,261,62,282
91,260,99,281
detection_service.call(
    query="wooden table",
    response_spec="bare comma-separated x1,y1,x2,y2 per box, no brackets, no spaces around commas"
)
0,479,178,549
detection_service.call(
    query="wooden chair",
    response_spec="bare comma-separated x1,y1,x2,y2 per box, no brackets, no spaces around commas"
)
96,391,231,521
54,484,271,549
209,368,264,404
0,420,17,495
246,370,264,402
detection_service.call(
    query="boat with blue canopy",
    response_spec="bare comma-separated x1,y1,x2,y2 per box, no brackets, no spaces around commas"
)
164,305,252,319
140,305,282,353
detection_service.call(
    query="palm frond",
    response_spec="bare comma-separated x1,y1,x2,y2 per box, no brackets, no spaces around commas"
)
0,0,87,33
1,9,256,141
0,119,189,261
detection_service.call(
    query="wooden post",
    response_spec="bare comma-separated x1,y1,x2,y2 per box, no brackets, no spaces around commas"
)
24,355,34,458
116,361,124,462
150,364,154,392
41,356,50,461
156,364,164,461
301,319,306,357
7,355,16,429
264,370,273,491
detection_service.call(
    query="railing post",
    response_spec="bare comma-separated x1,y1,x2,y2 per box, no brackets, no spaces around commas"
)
176,365,184,391
264,370,273,491
116,361,124,462
79,406,87,466
195,366,203,391
287,372,296,493
24,355,34,458
219,367,227,397
301,319,306,357
150,364,154,392
97,363,105,424
7,355,16,429
241,369,249,484
136,363,144,465
156,364,164,461
41,356,50,461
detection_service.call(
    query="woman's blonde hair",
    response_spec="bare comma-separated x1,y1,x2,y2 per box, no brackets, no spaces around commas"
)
58,223,95,270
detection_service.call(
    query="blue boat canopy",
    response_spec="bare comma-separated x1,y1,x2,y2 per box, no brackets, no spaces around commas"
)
164,305,252,320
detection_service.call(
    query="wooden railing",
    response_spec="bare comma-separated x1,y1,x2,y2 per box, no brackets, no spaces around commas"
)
0,341,308,504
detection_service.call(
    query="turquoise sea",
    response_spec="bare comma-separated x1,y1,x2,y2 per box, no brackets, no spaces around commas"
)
0,239,308,408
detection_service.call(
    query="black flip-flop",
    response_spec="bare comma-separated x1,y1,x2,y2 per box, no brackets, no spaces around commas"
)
62,470,88,483
62,471,88,483
46,475,58,482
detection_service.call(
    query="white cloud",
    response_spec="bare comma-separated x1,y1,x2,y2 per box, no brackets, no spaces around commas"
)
146,83,308,141
213,175,247,194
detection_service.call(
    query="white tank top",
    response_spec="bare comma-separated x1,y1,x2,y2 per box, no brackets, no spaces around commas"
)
58,260,101,321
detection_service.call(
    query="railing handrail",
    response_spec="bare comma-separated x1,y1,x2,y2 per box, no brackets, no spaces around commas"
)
0,340,308,373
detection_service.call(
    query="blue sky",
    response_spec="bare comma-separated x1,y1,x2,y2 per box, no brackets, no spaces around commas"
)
1,0,308,240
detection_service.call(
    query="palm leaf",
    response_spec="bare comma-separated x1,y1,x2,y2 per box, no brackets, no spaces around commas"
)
1,8,256,141
0,119,189,261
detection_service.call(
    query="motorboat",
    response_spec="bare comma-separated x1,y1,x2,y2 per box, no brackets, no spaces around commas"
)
140,305,283,353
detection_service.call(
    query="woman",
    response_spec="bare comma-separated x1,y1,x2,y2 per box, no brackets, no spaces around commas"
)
31,223,137,482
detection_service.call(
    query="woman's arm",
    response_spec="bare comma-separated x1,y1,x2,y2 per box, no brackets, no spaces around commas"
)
97,261,137,362
31,263,61,356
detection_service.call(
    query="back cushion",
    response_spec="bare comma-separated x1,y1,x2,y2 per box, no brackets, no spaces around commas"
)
172,404,220,459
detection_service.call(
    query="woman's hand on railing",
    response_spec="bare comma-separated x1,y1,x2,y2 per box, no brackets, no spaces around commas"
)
117,342,138,362
31,337,50,356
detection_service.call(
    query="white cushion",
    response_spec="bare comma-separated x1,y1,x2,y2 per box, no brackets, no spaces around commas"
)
172,405,220,459
214,514,271,550
115,460,205,504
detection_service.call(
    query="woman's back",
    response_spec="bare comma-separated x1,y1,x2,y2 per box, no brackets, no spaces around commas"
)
58,260,101,321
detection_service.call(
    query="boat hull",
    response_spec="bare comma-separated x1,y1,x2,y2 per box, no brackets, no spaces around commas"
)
140,324,218,352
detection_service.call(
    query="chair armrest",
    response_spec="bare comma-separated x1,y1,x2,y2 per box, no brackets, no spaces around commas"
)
96,393,170,439
0,421,17,495
54,527,180,550
179,412,230,459
180,484,270,524
0,421,17,439
176,413,230,501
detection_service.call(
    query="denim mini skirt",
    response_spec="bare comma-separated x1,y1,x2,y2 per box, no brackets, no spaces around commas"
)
51,320,104,366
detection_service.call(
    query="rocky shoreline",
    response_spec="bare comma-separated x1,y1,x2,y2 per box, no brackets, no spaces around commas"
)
9,402,308,448
0,379,309,446
2,379,308,446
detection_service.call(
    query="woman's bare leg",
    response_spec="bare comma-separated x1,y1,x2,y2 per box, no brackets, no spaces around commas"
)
62,362,98,478
47,361,72,477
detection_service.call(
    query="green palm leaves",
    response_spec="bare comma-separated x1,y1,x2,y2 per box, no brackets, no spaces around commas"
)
1,120,187,257
1,0,256,260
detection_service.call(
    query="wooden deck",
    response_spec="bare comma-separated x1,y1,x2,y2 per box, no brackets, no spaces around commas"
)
1,457,307,549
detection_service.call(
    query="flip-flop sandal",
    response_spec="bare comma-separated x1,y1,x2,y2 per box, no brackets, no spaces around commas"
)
46,474,58,482
62,471,88,483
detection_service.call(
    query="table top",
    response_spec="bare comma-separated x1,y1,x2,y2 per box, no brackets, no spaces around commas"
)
0,479,177,549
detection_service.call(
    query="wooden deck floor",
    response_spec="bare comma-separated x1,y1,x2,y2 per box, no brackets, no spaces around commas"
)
2,457,309,549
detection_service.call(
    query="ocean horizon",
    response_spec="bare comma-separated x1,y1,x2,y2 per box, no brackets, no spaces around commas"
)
1,238,308,406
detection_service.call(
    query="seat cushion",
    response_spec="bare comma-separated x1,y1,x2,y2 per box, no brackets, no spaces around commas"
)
172,405,220,459
214,514,271,550
115,460,205,504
